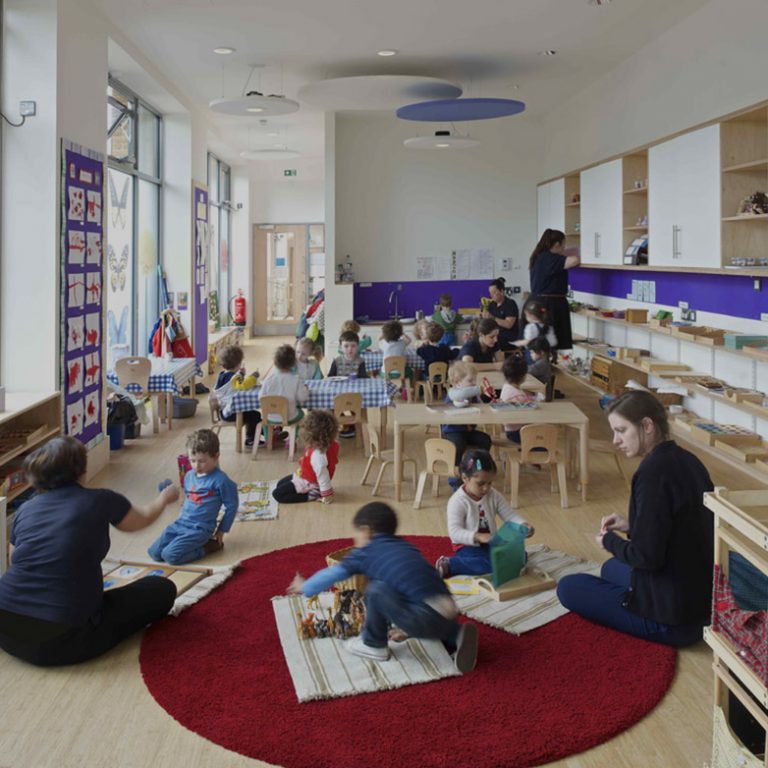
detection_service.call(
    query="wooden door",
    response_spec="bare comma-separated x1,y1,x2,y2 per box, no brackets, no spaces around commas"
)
648,137,679,265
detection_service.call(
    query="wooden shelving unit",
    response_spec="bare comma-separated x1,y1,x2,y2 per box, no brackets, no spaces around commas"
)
564,172,580,248
721,106,768,268
622,151,649,254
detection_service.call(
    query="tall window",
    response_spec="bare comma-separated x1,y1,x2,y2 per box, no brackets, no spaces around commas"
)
106,79,161,366
207,153,232,324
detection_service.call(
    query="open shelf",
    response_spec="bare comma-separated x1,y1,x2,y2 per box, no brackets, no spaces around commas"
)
565,232,581,238
565,202,580,208
722,158,768,173
622,151,649,254
623,187,648,195
623,226,648,232
722,214,768,221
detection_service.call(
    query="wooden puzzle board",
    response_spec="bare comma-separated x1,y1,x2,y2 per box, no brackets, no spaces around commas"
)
102,560,212,595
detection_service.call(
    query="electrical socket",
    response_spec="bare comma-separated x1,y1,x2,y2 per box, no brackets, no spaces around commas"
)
19,100,36,117
678,300,688,310
761,313,768,322
681,309,697,322
512,286,521,294
500,258,511,270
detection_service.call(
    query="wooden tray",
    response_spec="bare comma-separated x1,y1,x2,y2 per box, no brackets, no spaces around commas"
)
724,388,765,405
640,359,691,372
743,344,768,362
714,440,768,463
691,422,762,447
475,570,556,601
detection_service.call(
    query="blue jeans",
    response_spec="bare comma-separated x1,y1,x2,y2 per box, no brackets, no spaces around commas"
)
148,519,214,565
441,331,456,347
362,580,460,651
447,544,492,576
556,558,704,647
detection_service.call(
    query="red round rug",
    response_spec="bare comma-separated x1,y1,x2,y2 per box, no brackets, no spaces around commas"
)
140,537,676,768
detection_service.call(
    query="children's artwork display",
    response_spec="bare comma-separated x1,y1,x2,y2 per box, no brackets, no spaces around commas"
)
61,141,105,447
193,183,209,365
235,480,279,521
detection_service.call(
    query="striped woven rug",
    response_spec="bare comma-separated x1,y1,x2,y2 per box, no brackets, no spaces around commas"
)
453,544,601,635
273,592,460,702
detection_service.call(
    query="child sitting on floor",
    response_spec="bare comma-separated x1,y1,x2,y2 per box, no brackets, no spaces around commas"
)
260,344,309,428
527,337,553,387
328,331,368,379
339,320,372,354
436,450,534,578
148,429,238,564
295,337,323,382
432,293,461,347
272,410,339,504
289,502,479,672
499,352,539,444
212,345,261,448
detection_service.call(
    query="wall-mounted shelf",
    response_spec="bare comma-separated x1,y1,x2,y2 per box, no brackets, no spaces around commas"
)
722,158,768,173
623,187,648,195
623,226,648,232
565,202,580,208
573,262,768,277
722,214,768,222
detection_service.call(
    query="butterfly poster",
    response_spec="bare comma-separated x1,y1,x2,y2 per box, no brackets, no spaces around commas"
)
108,244,128,291
108,170,129,230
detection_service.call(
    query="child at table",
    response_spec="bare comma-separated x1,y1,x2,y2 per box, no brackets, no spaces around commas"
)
527,337,553,388
412,319,431,348
260,345,309,426
212,345,261,448
339,320,372,354
432,293,461,347
435,450,534,578
379,320,413,386
442,361,492,488
499,351,539,444
417,321,459,376
273,410,339,504
328,331,368,379
295,337,323,382
289,502,479,672
148,429,238,563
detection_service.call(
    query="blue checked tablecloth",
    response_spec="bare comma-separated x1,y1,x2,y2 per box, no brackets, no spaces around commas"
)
224,378,398,417
360,350,423,373
107,356,203,394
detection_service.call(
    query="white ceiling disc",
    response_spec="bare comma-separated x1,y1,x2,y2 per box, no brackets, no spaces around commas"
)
404,135,480,149
240,149,301,160
298,75,462,111
209,94,300,117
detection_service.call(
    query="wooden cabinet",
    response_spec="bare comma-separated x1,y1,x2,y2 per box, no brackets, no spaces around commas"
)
580,159,623,264
537,178,565,234
649,124,721,267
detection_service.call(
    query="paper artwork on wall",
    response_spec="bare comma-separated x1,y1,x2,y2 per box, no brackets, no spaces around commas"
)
84,351,100,387
86,232,102,265
68,276,85,308
84,391,99,427
68,231,86,265
67,400,84,436
86,190,102,223
67,316,84,352
68,186,85,221
86,272,101,305
85,312,100,347
67,357,83,394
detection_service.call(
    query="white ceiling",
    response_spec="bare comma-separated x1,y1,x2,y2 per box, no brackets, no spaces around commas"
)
99,0,710,169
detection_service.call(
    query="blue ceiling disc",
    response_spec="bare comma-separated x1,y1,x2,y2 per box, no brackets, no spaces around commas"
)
396,97,526,122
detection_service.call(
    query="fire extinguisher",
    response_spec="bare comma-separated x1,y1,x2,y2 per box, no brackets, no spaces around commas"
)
230,289,246,326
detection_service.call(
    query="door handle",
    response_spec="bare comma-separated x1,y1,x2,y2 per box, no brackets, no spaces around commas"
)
594,232,601,259
672,225,681,259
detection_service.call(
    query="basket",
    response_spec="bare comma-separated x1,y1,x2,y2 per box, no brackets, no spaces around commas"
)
712,706,763,768
326,546,368,593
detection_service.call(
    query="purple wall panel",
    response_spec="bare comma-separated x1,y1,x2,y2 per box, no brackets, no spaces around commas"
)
569,268,768,321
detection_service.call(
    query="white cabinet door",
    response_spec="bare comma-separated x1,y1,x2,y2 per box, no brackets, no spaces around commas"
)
537,179,566,234
649,125,721,267
581,159,622,264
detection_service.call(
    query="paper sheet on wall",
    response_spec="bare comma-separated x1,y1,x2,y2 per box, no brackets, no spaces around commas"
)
417,256,435,280
434,255,452,280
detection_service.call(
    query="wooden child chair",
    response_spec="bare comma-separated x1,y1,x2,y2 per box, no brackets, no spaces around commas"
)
333,392,366,449
502,424,568,509
383,355,412,402
359,424,417,497
209,394,244,450
252,395,302,460
115,356,158,433
588,438,631,488
413,438,458,510
414,362,448,404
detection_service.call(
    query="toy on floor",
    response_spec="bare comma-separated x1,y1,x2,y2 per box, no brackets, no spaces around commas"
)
296,589,366,640
158,478,173,493
177,454,192,485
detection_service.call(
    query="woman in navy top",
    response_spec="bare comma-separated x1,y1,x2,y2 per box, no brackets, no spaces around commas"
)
0,436,179,666
459,318,504,366
528,229,580,353
483,277,519,350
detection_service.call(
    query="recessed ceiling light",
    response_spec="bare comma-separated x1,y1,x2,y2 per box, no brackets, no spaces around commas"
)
246,107,265,113
539,49,557,56
588,0,612,5
377,49,398,57
210,93,300,117
213,47,235,55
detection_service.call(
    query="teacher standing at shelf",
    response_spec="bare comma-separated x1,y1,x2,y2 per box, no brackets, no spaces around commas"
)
528,229,581,355
482,277,519,350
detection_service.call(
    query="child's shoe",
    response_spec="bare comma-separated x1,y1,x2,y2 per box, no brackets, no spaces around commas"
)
344,635,390,661
339,426,356,439
244,437,255,448
453,623,479,673
435,556,451,579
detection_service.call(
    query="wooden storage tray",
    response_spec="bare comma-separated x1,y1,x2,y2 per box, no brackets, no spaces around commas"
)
649,318,672,332
704,488,768,550
640,359,691,372
691,422,762,447
625,308,648,324
744,345,768,362
725,388,766,405
714,440,768,463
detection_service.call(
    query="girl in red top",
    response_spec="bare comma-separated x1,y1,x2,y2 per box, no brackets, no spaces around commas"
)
272,410,340,504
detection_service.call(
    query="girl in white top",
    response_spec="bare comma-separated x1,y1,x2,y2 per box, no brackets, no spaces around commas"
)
516,299,558,348
499,352,542,442
435,450,534,578
295,337,323,382
259,344,309,423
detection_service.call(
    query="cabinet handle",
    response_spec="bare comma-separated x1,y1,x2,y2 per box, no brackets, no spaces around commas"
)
595,232,601,259
672,225,681,259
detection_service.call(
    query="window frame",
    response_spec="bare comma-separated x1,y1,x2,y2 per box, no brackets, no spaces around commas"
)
207,152,234,321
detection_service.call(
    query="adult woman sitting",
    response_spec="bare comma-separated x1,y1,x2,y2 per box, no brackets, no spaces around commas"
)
529,229,580,354
458,318,504,369
0,436,179,666
482,277,519,350
557,391,714,647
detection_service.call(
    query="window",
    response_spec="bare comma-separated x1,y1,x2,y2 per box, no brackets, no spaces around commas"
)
106,79,161,367
207,153,232,325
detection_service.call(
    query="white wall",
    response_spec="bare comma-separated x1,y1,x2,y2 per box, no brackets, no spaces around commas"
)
250,177,324,224
540,0,768,179
334,112,544,286
230,172,251,312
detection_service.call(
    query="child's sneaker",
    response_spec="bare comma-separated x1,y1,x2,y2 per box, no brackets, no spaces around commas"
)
344,635,390,661
339,426,356,439
453,623,479,673
435,556,451,579
244,437,255,448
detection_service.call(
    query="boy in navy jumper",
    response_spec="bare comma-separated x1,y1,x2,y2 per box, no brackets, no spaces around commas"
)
417,321,459,375
289,502,478,672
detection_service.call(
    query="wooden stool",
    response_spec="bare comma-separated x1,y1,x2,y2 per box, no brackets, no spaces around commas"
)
252,395,302,460
360,424,417,496
333,392,366,450
413,438,458,509
383,355,412,402
209,393,244,446
414,362,448,404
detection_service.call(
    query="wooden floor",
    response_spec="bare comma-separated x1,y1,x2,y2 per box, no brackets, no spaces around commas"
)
4,337,762,767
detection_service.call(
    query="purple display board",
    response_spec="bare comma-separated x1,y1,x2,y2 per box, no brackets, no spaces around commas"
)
61,141,105,447
353,279,518,321
193,184,209,365
569,267,768,321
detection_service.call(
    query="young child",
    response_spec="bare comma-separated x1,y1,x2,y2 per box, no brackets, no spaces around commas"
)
436,450,535,578
432,293,461,347
328,331,368,379
379,319,412,382
442,361,492,487
259,344,309,426
528,337,553,387
272,410,339,504
339,320,372,354
412,319,431,348
212,345,261,448
500,352,538,443
417,321,459,374
295,337,323,382
289,502,479,672
517,300,558,349
148,429,238,565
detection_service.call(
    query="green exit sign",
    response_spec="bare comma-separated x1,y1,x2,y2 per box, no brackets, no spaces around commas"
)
284,169,297,177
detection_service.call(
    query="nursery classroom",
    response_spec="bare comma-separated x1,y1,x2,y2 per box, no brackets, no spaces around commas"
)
3,0,768,766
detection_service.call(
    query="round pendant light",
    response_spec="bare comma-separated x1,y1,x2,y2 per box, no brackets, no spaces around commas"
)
210,91,300,117
240,148,301,161
404,131,480,150
397,97,525,122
